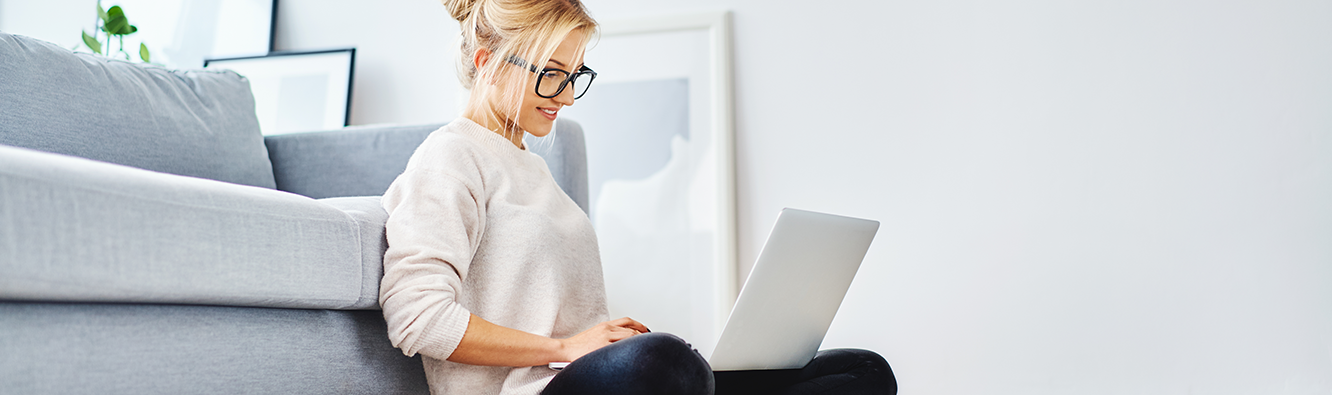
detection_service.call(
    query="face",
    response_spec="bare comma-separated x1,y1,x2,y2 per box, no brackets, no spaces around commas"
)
509,30,587,139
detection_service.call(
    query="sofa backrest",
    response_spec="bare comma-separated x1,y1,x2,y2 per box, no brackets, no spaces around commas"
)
0,32,276,189
263,118,591,213
264,124,443,200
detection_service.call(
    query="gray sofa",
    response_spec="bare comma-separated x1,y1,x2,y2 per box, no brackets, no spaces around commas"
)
0,31,589,394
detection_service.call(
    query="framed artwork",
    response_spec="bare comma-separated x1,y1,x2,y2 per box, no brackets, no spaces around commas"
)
204,48,355,135
92,0,275,68
555,10,735,358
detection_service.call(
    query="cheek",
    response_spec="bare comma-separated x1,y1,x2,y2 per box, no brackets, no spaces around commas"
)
516,90,546,119
519,102,554,136
521,85,544,108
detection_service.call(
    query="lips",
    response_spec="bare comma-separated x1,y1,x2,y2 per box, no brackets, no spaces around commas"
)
538,107,558,120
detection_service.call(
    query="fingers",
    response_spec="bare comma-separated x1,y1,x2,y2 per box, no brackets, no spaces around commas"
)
606,327,635,342
563,317,659,362
598,318,649,343
608,317,651,334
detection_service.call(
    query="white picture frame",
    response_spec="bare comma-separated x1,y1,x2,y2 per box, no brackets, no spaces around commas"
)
204,48,355,135
556,10,736,357
92,0,274,69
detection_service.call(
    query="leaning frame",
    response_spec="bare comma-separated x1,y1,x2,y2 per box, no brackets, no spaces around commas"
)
597,10,738,335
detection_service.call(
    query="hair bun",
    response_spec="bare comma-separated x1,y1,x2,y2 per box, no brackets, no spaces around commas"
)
441,0,480,22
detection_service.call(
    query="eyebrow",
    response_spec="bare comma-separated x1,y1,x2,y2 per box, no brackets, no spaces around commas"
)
547,59,567,68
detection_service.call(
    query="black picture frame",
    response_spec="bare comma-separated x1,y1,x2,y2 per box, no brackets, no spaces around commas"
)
205,48,357,134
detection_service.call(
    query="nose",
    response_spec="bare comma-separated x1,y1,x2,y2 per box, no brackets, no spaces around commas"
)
553,82,576,106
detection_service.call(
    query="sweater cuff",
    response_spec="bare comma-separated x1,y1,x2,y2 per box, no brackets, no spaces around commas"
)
415,303,472,360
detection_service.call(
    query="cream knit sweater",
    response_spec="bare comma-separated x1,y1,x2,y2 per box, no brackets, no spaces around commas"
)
379,118,609,395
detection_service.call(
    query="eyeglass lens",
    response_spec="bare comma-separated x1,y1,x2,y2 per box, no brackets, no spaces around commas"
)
535,70,592,99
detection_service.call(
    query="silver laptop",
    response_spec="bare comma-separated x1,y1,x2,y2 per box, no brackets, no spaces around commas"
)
708,208,880,371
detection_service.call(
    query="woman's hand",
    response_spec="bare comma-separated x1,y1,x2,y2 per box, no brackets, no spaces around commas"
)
556,317,650,362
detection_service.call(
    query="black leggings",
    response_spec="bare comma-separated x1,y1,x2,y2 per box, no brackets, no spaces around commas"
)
541,333,897,395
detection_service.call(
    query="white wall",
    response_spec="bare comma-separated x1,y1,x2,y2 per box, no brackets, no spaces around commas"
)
282,2,1332,392
276,1,1332,393
0,0,96,49
7,0,1329,393
274,0,460,126
281,1,1332,391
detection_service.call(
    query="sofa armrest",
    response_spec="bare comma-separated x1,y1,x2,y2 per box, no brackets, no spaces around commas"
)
0,144,372,309
265,123,442,199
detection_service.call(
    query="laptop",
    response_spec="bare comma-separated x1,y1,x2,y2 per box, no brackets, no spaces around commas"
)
707,208,880,371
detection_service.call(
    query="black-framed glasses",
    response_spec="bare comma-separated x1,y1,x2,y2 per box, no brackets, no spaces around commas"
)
505,55,596,100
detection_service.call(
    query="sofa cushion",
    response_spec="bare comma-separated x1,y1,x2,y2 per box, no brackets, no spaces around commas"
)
0,32,275,189
0,144,370,309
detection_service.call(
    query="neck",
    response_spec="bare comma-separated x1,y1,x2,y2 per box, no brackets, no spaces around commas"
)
463,107,525,149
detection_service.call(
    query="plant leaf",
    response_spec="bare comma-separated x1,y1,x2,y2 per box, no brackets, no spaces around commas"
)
127,25,137,35
97,2,108,24
104,16,129,35
104,6,130,35
139,43,150,63
82,30,101,54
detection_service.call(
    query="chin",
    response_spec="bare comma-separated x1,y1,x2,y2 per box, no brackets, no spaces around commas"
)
523,121,555,138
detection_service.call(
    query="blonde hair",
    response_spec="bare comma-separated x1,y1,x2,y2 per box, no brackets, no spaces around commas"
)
442,0,597,139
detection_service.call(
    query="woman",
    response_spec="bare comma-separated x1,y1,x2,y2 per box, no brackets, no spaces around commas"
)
379,0,897,394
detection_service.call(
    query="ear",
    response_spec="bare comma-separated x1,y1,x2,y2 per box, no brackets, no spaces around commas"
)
473,47,492,71
473,47,499,86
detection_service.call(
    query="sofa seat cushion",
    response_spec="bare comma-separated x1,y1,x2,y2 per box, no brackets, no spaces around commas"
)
0,144,378,309
0,302,428,394
0,32,275,189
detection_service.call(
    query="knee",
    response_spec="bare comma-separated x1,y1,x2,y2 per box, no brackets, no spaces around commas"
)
548,332,714,395
622,332,697,358
817,348,890,367
615,332,712,376
819,349,897,393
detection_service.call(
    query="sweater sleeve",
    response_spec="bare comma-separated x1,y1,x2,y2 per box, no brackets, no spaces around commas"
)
379,167,486,360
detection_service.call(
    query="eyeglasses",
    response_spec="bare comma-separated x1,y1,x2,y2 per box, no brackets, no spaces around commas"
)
505,55,596,100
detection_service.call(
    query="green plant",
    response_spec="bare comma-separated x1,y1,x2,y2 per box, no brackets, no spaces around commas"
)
80,1,150,63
